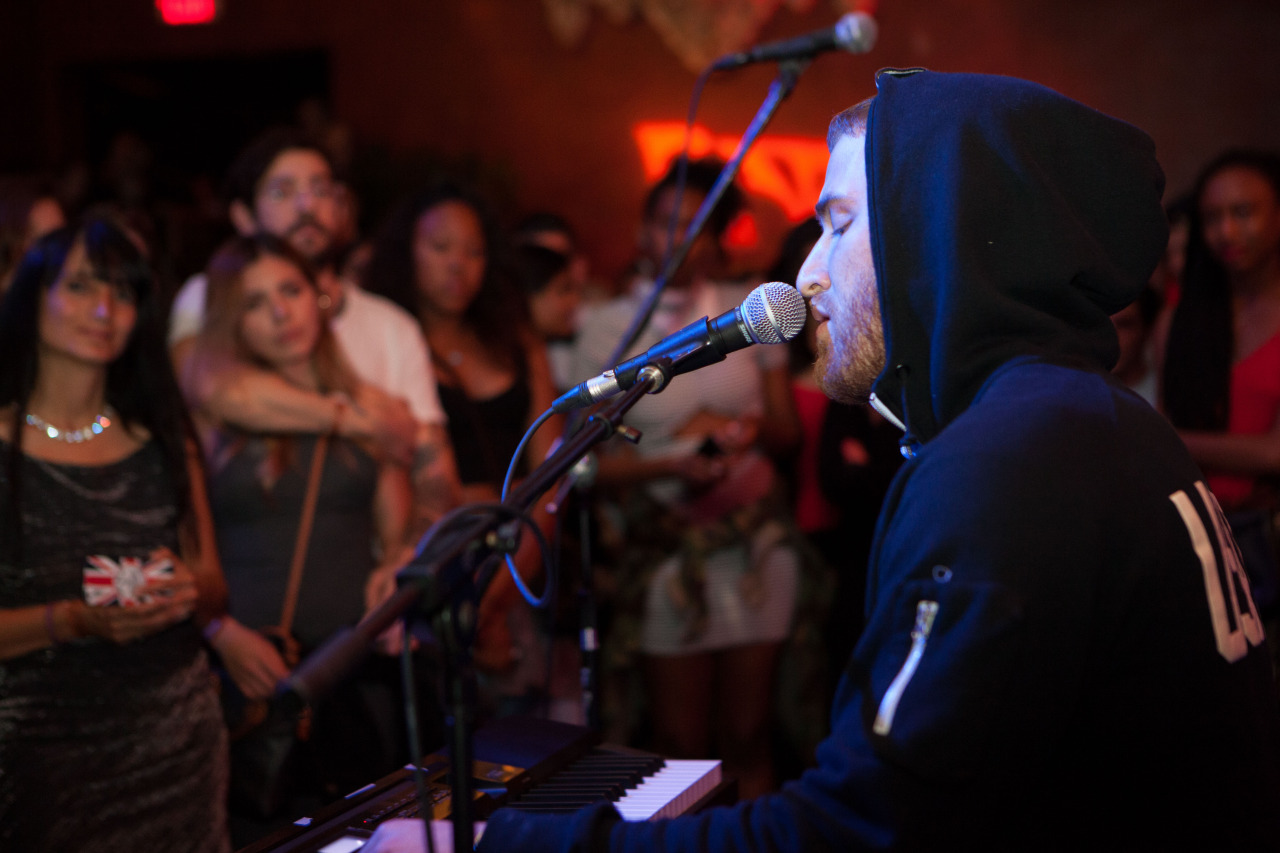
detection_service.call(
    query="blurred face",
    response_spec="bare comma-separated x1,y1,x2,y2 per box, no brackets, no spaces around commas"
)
528,270,583,341
413,201,486,318
251,149,338,264
639,186,717,285
237,254,322,370
1199,165,1280,278
798,133,885,404
39,240,137,368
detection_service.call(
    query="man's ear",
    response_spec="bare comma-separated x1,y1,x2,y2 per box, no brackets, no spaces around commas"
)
229,200,258,236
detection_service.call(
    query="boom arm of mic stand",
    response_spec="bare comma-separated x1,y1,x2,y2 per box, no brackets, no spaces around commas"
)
277,367,670,714
278,368,670,853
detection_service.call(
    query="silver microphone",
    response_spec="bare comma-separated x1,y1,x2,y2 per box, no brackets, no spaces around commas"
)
711,13,878,71
552,281,807,413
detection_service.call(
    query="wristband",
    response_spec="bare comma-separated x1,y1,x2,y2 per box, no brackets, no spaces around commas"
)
202,616,226,643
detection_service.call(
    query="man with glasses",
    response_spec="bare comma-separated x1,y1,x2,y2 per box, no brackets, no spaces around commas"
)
169,127,459,544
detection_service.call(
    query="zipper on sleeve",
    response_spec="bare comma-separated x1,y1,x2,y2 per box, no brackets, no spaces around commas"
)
873,600,939,736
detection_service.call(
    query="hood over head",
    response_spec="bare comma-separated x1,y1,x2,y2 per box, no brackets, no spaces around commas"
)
863,69,1167,447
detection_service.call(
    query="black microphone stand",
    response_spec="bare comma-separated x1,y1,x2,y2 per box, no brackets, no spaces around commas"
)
597,58,811,385
277,59,817,853
279,362,676,853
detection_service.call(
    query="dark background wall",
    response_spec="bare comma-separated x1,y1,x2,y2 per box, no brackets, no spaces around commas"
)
2,0,1277,279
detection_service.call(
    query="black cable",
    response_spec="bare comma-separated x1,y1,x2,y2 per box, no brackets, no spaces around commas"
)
412,501,556,610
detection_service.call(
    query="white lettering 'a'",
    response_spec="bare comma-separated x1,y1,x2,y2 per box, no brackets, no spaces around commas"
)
1169,482,1264,662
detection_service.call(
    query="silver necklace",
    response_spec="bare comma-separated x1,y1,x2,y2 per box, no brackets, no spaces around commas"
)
25,407,115,443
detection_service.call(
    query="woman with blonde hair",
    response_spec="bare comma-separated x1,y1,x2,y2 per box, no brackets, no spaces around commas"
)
185,233,417,819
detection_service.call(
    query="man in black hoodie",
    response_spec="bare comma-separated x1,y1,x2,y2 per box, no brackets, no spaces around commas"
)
366,69,1280,852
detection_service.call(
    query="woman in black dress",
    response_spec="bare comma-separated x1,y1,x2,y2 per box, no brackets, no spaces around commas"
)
0,213,230,851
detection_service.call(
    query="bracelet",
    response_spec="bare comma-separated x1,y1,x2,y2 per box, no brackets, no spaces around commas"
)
43,601,62,646
202,616,226,643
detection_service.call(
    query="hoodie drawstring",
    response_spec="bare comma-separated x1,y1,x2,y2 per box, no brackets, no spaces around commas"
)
896,364,921,460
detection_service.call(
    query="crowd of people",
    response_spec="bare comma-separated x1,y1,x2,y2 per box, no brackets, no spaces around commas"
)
2,72,1280,850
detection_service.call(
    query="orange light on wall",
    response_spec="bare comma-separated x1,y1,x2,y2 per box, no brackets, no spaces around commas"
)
633,122,828,222
156,0,220,25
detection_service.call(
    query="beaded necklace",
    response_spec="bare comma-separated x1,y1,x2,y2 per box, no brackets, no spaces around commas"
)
25,407,114,443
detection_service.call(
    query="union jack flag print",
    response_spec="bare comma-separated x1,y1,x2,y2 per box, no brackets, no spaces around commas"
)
82,554,173,607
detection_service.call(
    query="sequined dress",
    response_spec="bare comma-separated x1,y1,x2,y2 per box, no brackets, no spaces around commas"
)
0,439,229,852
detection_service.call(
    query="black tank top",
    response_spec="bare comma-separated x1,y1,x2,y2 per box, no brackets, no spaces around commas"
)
436,373,531,488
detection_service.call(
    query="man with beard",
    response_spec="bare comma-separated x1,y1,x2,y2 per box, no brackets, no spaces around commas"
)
365,69,1280,852
169,128,459,535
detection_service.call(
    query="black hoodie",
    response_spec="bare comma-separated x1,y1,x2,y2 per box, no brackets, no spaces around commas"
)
477,70,1280,853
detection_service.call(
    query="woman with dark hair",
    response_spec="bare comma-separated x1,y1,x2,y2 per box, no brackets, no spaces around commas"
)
185,234,416,813
364,181,560,499
363,182,561,689
0,213,229,851
1162,149,1280,614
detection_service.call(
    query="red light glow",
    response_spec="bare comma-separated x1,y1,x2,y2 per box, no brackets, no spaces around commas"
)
633,122,829,222
156,0,220,25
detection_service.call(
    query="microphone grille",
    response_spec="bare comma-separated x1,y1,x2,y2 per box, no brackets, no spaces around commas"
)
834,12,878,54
743,282,807,345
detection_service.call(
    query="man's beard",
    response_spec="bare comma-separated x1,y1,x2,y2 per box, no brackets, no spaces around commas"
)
814,316,886,405
286,214,334,268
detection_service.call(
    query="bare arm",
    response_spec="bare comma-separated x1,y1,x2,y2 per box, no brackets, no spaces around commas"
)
174,338,416,465
182,440,227,625
0,569,198,661
592,443,727,489
1178,429,1280,477
1175,394,1280,477
375,460,414,564
0,604,82,661
176,337,340,434
408,422,461,541
365,459,415,613
523,334,566,468
592,363,799,490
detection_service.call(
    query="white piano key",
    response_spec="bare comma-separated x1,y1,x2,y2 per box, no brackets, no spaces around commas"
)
613,760,721,821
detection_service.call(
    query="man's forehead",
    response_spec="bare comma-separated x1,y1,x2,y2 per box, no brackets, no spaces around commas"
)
815,133,867,216
262,148,331,183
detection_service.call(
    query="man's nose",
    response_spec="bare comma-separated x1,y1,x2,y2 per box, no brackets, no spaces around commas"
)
796,242,827,299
